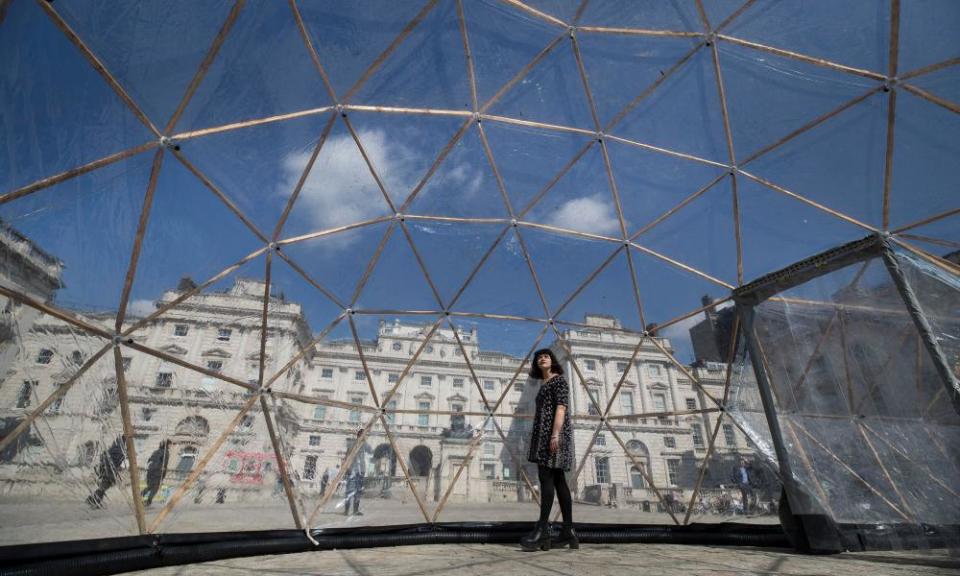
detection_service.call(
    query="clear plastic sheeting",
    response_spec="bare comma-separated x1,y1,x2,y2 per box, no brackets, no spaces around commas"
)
742,244,959,549
1,0,957,552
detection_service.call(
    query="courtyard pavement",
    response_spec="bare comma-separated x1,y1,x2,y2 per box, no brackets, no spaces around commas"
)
132,542,960,576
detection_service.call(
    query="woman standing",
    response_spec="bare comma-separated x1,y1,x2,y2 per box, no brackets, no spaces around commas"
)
522,348,578,551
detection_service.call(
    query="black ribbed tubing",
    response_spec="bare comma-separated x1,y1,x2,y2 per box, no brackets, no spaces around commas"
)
0,523,788,576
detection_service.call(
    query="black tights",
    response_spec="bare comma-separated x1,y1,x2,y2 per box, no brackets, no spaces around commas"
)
537,465,572,525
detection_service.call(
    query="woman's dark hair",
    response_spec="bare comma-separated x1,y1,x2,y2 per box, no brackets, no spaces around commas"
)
529,348,564,380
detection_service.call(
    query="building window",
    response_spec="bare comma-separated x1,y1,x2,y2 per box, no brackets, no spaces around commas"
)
303,455,317,480
653,393,667,413
514,382,523,393
156,372,173,388
392,342,402,351
584,359,596,371
418,401,430,426
483,463,496,479
664,436,676,448
50,383,65,413
620,391,634,415
70,350,84,365
309,435,321,447
141,407,156,422
388,373,399,383
355,370,366,381
35,349,53,365
217,328,232,341
647,364,661,377
313,404,327,421
451,403,463,413
631,465,647,489
595,456,610,484
206,360,223,372
595,433,606,447
174,324,189,337
483,379,495,391
667,459,680,486
685,398,697,410
616,362,628,372
349,396,363,423
385,400,396,424
692,423,705,448
425,345,434,354
420,375,432,387
453,378,464,388
121,357,132,372
321,368,333,379
723,424,736,447
587,388,601,416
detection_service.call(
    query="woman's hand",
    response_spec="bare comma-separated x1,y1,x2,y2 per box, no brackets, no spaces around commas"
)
550,435,559,454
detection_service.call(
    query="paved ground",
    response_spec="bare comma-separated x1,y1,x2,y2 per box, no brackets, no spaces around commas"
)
132,543,960,576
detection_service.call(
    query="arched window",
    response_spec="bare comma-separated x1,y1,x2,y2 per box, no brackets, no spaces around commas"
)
626,440,650,489
176,446,197,473
175,416,209,438
630,465,647,489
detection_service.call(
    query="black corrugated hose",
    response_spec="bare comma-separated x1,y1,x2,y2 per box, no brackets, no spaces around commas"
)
0,522,790,576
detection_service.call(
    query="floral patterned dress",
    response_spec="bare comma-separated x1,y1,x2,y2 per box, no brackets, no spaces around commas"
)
527,375,574,471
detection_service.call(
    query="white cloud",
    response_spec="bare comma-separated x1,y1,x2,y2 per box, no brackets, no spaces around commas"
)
280,129,420,233
546,194,621,236
127,299,156,318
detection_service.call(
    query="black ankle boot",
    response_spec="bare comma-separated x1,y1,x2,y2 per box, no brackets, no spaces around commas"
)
520,521,551,551
554,524,579,549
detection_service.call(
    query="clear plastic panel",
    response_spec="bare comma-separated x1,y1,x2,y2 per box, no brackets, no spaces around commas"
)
0,0,155,195
520,0,580,24
907,66,960,110
343,112,469,211
898,0,960,74
487,37,595,131
741,87,886,229
718,41,881,163
635,175,738,287
405,222,512,310
579,0,702,31
609,47,728,164
482,122,595,217
353,226,444,313
406,127,511,218
451,228,549,320
554,248,645,333
171,0,332,132
0,152,155,314
524,143,621,238
737,175,868,282
57,1,235,128
888,90,960,230
722,1,890,73
351,0,471,110
174,112,333,240
0,311,130,545
460,0,560,108
576,33,699,128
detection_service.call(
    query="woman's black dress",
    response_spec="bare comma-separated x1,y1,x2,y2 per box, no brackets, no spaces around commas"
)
527,375,574,471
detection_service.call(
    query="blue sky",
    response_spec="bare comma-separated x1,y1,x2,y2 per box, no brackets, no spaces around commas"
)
1,0,957,362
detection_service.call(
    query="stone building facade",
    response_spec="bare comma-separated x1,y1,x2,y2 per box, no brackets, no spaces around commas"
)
0,229,761,515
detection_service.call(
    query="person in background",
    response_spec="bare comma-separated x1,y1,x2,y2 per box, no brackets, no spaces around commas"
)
86,435,127,509
141,439,171,506
733,457,754,515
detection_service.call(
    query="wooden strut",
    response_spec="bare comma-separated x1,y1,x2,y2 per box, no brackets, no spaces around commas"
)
114,346,148,534
605,425,682,525
716,34,887,81
149,393,262,532
898,233,960,250
256,253,273,388
115,148,165,332
552,245,624,321
511,228,555,321
850,325,915,416
341,113,400,214
0,285,114,340
629,241,735,289
623,244,649,328
519,221,621,245
477,122,520,219
0,342,112,455
342,0,440,104
287,0,338,103
881,0,902,231
272,112,339,242
123,339,256,392
172,107,334,141
277,215,393,247
444,225,513,311
273,249,346,310
350,221,398,307
860,421,959,499
349,314,382,409
891,237,960,276
397,220,447,309
260,394,306,530
397,118,473,214
456,0,479,114
35,0,161,137
791,423,912,523
855,421,917,521
837,310,857,414
630,172,728,241
0,141,158,206
487,324,550,415
899,82,960,115
604,134,728,169
263,313,347,390
683,314,740,524
163,0,246,135
899,56,960,81
499,0,566,28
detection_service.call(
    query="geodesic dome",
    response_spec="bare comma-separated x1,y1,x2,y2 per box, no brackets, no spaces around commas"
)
1,0,958,566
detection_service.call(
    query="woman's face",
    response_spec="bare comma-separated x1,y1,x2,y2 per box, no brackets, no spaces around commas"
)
536,353,552,373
